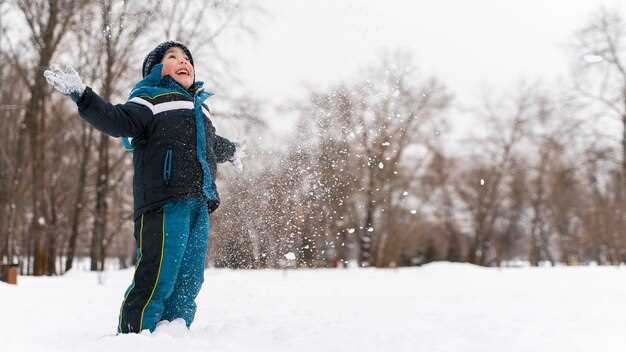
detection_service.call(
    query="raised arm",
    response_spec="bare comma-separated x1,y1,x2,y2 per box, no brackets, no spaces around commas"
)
44,65,152,138
76,87,152,138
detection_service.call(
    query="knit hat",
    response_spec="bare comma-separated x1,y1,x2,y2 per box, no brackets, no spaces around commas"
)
142,41,194,78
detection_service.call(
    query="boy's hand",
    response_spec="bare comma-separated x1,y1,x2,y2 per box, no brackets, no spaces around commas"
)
43,65,86,102
230,140,247,173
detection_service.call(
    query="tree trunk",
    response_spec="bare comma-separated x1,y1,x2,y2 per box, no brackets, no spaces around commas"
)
46,193,58,275
622,89,626,183
27,68,50,276
65,126,93,272
90,134,110,271
360,189,375,267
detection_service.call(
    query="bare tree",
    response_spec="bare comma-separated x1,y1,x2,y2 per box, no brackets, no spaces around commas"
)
276,51,451,268
571,7,626,264
456,82,539,266
346,52,451,267
6,0,88,275
421,150,465,262
572,7,626,180
0,36,29,265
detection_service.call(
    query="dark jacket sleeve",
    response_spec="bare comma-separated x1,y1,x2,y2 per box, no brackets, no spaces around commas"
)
76,87,152,138
214,134,236,163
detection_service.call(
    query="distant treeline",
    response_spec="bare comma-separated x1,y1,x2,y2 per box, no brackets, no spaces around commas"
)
1,2,625,274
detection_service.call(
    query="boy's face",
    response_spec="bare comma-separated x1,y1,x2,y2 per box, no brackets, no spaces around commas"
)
160,47,194,89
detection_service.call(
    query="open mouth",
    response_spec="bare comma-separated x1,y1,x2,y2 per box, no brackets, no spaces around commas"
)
175,68,190,76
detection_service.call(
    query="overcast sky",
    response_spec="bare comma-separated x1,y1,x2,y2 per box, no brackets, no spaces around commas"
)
228,0,623,110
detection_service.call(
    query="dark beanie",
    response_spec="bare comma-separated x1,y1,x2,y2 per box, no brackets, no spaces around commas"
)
142,41,194,78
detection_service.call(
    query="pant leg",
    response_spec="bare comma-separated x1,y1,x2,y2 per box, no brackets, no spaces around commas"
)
117,201,191,333
161,197,211,326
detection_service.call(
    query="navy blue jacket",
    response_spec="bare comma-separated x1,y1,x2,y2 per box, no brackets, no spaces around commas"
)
76,64,235,219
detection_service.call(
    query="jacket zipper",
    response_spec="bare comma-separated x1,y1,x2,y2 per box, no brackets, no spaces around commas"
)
163,148,173,186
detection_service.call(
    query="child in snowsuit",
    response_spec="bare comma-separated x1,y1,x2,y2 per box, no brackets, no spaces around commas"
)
44,41,240,333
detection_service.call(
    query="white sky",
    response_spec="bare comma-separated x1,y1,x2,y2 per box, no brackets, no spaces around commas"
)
227,0,623,130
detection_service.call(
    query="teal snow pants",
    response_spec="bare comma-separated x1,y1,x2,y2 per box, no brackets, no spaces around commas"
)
117,197,210,334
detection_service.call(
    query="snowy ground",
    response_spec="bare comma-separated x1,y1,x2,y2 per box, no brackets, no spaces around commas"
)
2,262,626,352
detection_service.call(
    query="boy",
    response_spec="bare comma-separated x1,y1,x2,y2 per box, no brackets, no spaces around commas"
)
44,41,241,333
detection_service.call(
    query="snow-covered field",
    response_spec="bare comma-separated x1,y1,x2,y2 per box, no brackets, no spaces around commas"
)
2,262,626,352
